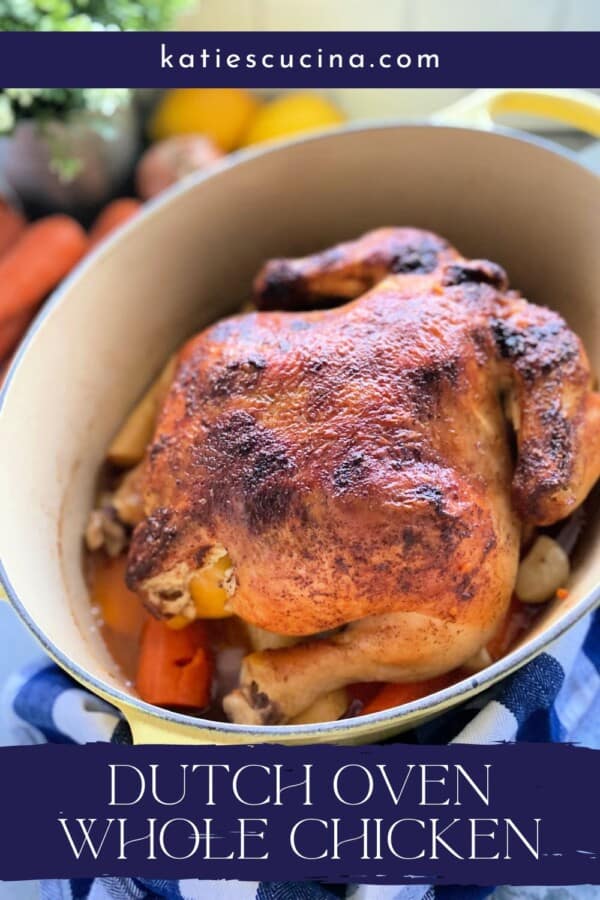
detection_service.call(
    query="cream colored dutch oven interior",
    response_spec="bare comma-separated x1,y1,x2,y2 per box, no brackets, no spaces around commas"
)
1,123,599,744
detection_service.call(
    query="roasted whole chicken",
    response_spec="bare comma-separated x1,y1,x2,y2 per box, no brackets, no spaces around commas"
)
121,228,600,724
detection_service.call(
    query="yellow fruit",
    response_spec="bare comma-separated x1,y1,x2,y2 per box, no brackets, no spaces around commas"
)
190,554,234,618
149,89,259,151
242,92,345,146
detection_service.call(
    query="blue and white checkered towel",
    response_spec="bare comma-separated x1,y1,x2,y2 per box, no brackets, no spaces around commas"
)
3,609,599,900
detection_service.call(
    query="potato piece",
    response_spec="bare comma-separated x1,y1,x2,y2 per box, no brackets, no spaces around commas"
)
111,462,146,525
107,356,177,467
85,508,128,557
515,535,570,604
290,688,349,725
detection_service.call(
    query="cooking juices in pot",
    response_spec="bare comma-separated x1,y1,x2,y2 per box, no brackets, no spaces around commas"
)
84,227,600,726
86,548,252,722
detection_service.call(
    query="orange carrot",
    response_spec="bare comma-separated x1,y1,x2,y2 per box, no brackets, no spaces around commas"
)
136,618,213,710
88,198,141,248
0,198,26,258
90,554,146,638
0,215,88,328
361,673,456,716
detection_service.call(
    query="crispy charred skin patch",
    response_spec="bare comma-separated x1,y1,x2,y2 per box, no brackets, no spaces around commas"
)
488,301,593,523
126,507,178,588
208,354,267,398
491,316,580,380
442,259,508,290
203,409,299,534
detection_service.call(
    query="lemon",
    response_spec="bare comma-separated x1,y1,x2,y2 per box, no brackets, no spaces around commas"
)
242,92,345,146
149,88,259,151
190,554,235,619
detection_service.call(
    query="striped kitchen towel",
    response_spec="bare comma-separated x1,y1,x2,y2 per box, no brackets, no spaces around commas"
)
3,609,599,900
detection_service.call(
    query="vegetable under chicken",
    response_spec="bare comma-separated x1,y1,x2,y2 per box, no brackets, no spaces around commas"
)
113,227,599,724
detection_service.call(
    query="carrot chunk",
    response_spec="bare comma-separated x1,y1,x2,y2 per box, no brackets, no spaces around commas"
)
136,618,213,710
90,554,146,637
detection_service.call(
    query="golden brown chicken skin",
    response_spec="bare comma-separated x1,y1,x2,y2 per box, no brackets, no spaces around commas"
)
126,228,600,724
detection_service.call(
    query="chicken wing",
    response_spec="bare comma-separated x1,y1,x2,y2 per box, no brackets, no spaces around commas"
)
253,227,463,310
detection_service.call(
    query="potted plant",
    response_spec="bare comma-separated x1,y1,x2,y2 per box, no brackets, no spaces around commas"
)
0,1,187,219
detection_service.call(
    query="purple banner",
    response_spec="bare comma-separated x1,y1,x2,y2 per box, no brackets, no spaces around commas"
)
1,742,599,883
0,31,598,88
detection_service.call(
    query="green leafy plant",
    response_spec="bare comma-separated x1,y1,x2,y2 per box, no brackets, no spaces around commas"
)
0,0,187,32
0,2,188,179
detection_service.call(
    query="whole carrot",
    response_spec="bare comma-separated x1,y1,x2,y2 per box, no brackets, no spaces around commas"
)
0,308,35,360
0,215,88,328
0,198,26,258
89,197,141,248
